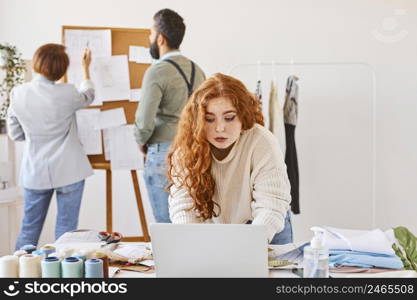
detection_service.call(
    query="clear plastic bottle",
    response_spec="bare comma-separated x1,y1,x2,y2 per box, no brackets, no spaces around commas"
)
303,227,329,278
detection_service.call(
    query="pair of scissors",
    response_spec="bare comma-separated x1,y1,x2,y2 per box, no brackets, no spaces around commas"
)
98,231,123,245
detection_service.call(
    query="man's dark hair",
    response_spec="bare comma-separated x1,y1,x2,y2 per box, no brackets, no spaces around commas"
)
153,9,186,49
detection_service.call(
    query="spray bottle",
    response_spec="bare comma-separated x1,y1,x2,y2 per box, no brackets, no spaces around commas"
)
303,227,329,278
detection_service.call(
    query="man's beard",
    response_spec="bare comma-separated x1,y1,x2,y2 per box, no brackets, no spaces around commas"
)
149,39,160,59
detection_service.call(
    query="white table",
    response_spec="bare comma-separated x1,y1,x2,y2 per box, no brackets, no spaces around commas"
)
110,243,417,278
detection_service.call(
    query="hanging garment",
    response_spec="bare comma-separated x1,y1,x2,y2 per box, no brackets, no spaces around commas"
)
268,80,286,155
284,75,300,214
254,79,263,108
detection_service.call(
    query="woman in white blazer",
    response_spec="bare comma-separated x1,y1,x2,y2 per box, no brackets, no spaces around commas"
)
7,43,95,249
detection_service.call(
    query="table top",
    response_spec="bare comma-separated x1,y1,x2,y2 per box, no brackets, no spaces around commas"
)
110,243,417,278
53,240,417,278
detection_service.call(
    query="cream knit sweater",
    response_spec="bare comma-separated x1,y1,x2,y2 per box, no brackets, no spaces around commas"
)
169,123,291,241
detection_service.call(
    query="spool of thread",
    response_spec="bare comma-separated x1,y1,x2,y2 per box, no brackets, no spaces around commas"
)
19,254,41,278
0,255,19,277
41,256,61,278
73,253,86,276
72,253,86,262
61,257,83,278
93,252,109,278
40,245,56,257
32,250,46,261
85,259,103,278
13,250,27,257
20,244,37,254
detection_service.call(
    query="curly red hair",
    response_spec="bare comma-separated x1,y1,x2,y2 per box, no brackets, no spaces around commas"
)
167,73,264,220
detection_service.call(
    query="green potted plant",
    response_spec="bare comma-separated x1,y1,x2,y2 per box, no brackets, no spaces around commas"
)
0,44,26,134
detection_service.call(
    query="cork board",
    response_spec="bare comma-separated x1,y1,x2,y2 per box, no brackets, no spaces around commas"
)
62,25,151,169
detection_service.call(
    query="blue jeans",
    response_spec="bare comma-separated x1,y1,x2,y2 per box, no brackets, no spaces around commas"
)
270,211,293,245
15,180,85,250
247,211,293,245
143,142,171,223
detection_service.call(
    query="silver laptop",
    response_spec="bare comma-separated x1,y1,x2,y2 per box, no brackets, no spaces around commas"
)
150,223,269,278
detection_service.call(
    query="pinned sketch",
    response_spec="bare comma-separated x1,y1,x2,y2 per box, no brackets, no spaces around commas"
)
106,125,144,170
91,55,131,103
76,109,103,155
103,128,111,160
130,89,142,101
95,108,127,130
64,29,111,98
129,46,152,64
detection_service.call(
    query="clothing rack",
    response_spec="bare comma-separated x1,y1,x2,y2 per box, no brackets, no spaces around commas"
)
229,61,377,229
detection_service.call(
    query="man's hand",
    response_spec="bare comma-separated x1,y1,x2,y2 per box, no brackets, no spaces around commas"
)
139,145,148,163
139,145,148,154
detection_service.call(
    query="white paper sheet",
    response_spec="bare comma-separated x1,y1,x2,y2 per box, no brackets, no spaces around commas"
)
54,230,101,244
129,46,140,62
129,46,152,64
322,226,395,255
139,260,155,267
113,244,151,260
107,125,143,170
129,89,142,101
95,108,127,130
91,55,131,103
103,128,111,161
64,29,112,104
76,109,102,155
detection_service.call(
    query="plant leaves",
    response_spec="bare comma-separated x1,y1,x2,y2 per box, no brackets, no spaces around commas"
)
0,43,25,119
393,226,417,271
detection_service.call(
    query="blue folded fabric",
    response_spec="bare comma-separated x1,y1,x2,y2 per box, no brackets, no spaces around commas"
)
328,249,403,269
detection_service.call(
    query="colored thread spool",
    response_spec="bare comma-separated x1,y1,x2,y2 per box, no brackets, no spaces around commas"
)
19,254,41,278
73,254,86,262
73,253,86,276
41,256,61,278
13,250,27,257
93,252,109,278
32,250,46,261
40,245,55,257
61,257,83,278
20,244,36,254
85,259,103,278
0,255,19,277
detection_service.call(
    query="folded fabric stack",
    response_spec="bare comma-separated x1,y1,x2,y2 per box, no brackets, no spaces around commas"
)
306,227,404,270
329,249,403,269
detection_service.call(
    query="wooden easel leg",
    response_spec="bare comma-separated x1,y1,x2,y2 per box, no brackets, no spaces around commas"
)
131,170,150,242
106,169,112,233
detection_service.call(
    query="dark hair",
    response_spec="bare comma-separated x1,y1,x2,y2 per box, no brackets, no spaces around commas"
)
33,43,69,81
153,9,186,49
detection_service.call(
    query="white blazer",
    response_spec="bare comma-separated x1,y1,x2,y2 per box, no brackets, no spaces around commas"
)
7,75,95,189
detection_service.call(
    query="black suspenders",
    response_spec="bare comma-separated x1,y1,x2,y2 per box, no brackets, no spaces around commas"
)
164,59,196,97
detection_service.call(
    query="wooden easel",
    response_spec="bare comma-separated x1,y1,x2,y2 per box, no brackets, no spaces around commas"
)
62,25,151,242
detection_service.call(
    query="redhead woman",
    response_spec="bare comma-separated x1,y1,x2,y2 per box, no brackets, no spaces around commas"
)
167,73,293,244
7,43,94,249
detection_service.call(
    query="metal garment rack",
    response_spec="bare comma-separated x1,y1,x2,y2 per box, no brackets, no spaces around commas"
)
229,61,377,228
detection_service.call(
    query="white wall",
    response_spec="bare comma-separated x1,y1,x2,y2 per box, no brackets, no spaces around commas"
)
1,0,416,245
